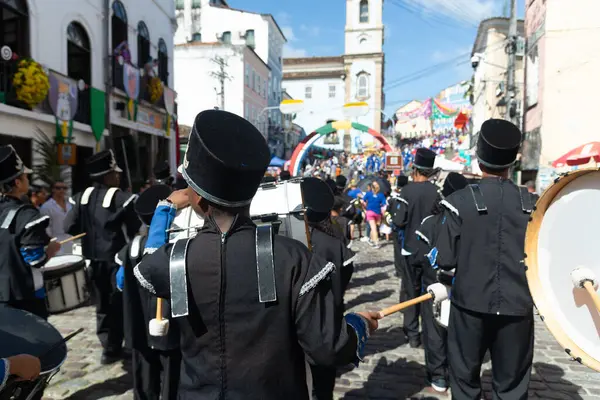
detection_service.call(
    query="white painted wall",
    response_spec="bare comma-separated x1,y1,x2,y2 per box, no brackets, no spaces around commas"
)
345,0,384,55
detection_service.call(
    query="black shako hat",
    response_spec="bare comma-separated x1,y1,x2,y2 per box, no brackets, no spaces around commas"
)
335,175,347,190
325,178,337,195
396,175,409,188
180,110,270,207
153,161,171,181
86,150,123,178
135,184,172,225
413,148,436,170
442,172,469,197
476,119,522,169
279,171,291,181
301,177,334,223
0,145,33,185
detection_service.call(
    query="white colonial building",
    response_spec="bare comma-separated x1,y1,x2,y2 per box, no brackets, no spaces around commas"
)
174,0,286,138
174,42,269,137
0,0,177,192
282,0,385,152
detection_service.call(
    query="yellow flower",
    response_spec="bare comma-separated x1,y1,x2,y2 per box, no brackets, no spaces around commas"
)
13,58,49,108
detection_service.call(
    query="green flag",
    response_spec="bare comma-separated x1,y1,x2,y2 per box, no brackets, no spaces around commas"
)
90,88,106,143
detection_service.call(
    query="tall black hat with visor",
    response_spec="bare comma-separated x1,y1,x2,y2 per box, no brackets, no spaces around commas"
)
0,145,33,185
86,150,123,178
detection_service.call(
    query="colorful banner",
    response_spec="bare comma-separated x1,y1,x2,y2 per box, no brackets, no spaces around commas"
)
48,71,78,143
90,88,106,143
163,86,176,115
123,63,140,122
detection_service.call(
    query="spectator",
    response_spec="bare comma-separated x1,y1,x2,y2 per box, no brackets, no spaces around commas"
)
30,185,49,208
40,181,73,255
362,181,386,249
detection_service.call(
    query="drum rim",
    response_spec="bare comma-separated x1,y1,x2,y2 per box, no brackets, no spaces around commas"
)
524,167,600,372
42,258,86,278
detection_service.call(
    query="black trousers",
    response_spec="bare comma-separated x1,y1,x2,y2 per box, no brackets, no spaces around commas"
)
420,281,448,383
132,348,181,400
1,298,48,320
447,303,534,400
310,364,337,400
90,261,124,355
401,255,422,340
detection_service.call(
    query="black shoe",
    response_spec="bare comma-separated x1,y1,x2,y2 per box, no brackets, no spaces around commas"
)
100,351,122,365
409,338,422,348
430,378,448,393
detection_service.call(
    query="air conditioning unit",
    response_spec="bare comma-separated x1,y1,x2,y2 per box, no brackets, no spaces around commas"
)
516,37,525,57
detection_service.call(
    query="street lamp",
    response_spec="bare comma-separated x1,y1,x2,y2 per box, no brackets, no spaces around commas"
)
342,102,396,132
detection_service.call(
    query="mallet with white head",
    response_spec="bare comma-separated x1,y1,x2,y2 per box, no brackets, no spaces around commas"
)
571,267,600,312
379,283,449,318
149,298,169,337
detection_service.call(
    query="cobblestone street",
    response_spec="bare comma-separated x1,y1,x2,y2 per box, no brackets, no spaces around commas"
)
43,241,600,399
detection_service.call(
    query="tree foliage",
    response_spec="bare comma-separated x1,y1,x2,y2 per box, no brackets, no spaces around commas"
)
32,128,63,186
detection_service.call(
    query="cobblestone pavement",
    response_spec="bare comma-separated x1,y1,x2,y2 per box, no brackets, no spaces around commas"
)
43,240,600,399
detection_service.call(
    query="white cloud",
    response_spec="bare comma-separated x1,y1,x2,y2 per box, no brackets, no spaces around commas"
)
300,24,321,37
405,0,499,25
283,46,308,58
281,26,296,41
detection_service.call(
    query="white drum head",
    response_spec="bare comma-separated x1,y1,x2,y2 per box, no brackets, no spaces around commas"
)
526,168,600,371
43,255,84,271
250,181,303,216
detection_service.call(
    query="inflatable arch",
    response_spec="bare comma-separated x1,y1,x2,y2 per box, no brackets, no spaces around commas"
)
289,120,393,176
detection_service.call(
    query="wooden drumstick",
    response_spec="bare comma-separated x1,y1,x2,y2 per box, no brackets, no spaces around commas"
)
571,267,600,313
156,298,163,321
54,233,87,245
379,283,448,318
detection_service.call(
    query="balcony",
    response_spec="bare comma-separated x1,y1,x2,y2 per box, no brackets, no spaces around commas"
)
0,59,32,110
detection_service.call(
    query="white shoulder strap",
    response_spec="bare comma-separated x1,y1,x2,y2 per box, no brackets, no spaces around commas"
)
130,235,143,259
81,187,95,205
103,187,120,208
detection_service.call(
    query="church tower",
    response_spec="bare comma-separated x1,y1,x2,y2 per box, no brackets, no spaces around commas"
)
344,0,385,135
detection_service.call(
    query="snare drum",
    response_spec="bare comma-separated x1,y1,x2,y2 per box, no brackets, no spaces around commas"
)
525,168,600,372
42,255,90,314
0,307,67,400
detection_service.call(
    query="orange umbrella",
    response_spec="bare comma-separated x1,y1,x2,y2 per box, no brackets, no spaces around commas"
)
552,142,600,167
454,112,469,130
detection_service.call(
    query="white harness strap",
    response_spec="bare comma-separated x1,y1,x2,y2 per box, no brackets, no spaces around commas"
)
81,187,95,205
130,235,143,259
103,187,119,208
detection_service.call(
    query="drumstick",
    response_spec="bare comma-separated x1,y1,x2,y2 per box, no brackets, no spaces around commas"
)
55,233,87,245
571,267,600,313
156,298,163,321
39,328,84,358
379,283,448,318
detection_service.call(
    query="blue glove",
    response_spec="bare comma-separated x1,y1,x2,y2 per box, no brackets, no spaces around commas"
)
116,266,125,292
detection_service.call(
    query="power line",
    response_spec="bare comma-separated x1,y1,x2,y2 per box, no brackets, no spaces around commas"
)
389,0,479,30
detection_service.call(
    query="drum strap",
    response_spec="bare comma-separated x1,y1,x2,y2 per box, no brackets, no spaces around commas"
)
130,235,143,260
256,223,277,303
169,238,191,318
469,184,487,213
518,186,534,214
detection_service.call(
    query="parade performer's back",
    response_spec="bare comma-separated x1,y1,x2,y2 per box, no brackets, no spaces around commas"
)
134,110,380,400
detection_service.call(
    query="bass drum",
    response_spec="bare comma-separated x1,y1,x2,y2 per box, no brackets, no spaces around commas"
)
0,307,67,400
169,206,205,242
525,168,600,372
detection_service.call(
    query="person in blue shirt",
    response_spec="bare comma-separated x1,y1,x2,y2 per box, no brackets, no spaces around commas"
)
373,156,381,173
361,181,387,249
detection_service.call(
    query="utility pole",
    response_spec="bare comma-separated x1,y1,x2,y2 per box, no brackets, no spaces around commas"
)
210,56,231,111
505,0,518,126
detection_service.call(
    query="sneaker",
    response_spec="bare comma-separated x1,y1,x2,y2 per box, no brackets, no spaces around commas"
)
431,378,448,392
360,236,369,242
371,242,381,249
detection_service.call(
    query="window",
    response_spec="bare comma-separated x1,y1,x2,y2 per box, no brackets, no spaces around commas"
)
245,64,250,86
250,70,255,90
111,0,127,53
175,0,183,10
305,86,312,99
191,32,201,42
255,74,259,93
263,78,268,98
137,21,150,67
158,38,169,85
192,0,201,7
257,76,261,95
245,29,255,49
357,73,369,98
359,0,369,23
222,31,231,44
245,103,249,119
329,84,336,98
67,22,91,124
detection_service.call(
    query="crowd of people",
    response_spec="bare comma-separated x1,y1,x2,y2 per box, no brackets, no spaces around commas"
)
0,111,540,400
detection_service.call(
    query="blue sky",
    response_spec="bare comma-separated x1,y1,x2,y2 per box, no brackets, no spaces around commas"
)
228,0,525,117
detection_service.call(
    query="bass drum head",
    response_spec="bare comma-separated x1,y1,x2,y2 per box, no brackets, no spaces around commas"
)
0,307,67,373
525,168,600,372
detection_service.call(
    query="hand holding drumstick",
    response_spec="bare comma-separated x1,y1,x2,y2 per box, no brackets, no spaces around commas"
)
571,267,600,312
47,233,87,259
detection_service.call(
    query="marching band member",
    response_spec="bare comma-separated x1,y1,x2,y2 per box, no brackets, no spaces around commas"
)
386,175,409,279
134,110,380,399
303,177,356,400
432,119,536,399
116,184,181,400
393,148,439,348
64,150,141,365
412,172,468,393
0,145,60,320
153,161,174,187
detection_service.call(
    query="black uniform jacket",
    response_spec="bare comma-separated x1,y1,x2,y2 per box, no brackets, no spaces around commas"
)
310,228,356,304
64,184,141,262
433,177,535,316
117,235,179,351
331,215,352,244
0,196,51,302
413,213,443,285
135,215,359,400
394,181,439,255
